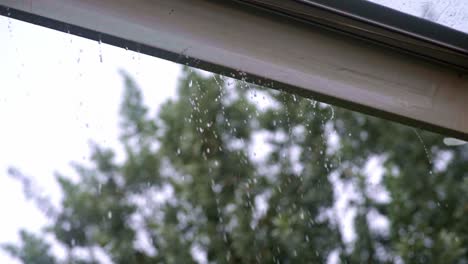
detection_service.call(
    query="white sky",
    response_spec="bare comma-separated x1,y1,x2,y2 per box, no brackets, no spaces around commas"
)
0,1,467,263
0,16,180,263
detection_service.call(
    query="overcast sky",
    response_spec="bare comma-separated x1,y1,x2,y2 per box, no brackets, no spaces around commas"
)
0,15,181,263
0,1,467,263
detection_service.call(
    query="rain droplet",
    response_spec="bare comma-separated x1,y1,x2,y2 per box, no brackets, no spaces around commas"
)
413,128,433,174
77,49,83,64
7,18,13,38
329,105,335,120
107,211,112,219
98,39,103,63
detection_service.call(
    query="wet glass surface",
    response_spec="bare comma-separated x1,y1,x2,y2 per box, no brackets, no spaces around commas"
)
367,0,468,33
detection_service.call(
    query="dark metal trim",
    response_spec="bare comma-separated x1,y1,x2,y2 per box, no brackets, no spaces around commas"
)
236,0,468,72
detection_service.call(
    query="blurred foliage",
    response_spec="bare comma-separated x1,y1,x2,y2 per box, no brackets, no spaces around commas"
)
3,68,467,263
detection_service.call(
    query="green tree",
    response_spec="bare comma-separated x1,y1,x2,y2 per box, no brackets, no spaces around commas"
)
2,231,57,264
3,68,467,263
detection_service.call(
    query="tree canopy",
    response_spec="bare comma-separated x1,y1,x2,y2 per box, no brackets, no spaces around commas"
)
3,68,467,263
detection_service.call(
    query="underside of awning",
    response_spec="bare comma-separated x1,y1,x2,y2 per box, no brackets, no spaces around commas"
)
1,0,467,140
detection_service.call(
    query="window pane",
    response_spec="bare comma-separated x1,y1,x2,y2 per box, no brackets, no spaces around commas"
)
367,0,468,33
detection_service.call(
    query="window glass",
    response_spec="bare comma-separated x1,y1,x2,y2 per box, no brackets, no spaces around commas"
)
1,15,467,264
367,0,468,33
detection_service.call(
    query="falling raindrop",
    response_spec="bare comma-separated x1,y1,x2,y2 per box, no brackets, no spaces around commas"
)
7,17,14,39
77,49,83,64
413,128,433,175
136,48,141,75
107,211,112,219
98,39,103,63
66,26,73,44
